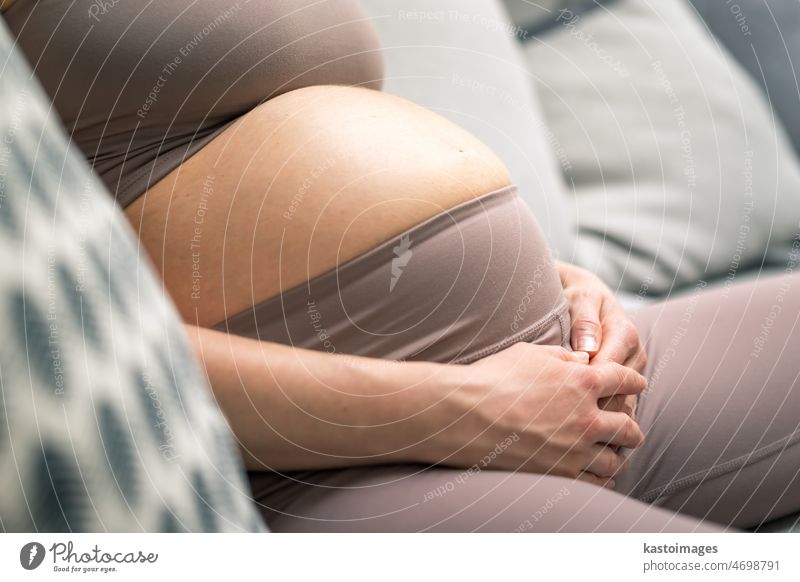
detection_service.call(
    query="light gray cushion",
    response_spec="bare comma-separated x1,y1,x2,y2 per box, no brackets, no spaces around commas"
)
502,0,610,34
0,22,264,533
361,0,576,258
520,0,800,294
689,0,800,158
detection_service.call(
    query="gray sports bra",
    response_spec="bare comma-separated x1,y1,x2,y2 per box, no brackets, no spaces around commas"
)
5,0,383,207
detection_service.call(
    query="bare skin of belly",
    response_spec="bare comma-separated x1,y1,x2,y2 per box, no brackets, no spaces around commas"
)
125,86,511,327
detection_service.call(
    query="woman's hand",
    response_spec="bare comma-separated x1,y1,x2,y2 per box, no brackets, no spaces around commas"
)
190,326,645,486
557,261,647,420
428,343,647,488
557,261,647,372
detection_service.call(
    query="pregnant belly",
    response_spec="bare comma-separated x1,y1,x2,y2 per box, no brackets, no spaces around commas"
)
125,86,512,328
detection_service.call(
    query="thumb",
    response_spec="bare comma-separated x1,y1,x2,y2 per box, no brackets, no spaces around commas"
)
570,296,603,355
547,346,590,365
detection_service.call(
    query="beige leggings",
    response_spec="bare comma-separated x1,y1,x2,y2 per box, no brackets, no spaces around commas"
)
251,272,800,532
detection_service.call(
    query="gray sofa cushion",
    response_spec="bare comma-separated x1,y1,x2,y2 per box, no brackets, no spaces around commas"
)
360,0,576,258
503,0,614,35
689,0,800,157
520,0,800,295
0,22,264,533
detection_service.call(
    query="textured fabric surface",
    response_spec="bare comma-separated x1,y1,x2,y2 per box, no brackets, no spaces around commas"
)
218,186,570,363
689,0,800,158
5,0,383,208
0,22,264,533
502,0,615,35
519,0,800,295
619,271,800,530
361,0,575,258
252,271,800,532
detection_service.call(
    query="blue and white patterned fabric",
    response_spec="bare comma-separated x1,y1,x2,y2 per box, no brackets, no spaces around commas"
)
0,21,265,532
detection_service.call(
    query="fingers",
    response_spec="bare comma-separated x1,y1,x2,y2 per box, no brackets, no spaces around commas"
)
589,362,648,398
593,318,646,372
624,345,648,376
569,292,603,355
598,394,638,419
526,345,591,365
558,348,590,365
576,471,616,489
492,343,590,364
582,445,629,479
593,410,645,449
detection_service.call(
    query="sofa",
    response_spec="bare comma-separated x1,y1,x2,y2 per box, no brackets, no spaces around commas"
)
360,0,800,531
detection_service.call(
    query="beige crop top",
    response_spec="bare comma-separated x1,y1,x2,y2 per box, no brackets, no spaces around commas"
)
5,0,384,206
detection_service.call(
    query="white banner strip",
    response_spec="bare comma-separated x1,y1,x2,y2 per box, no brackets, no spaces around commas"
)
1,533,797,581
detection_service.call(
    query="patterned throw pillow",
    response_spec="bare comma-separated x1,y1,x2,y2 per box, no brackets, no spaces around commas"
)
0,22,265,533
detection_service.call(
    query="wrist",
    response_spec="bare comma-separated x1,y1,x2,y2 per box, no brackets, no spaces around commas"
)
389,361,479,466
325,355,436,463
355,357,472,465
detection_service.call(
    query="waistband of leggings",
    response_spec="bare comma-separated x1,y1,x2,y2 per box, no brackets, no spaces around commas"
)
217,184,522,333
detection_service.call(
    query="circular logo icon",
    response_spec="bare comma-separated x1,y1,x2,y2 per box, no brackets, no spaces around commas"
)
20,542,46,570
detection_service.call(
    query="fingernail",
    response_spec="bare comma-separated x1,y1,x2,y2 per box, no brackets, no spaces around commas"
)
576,336,598,352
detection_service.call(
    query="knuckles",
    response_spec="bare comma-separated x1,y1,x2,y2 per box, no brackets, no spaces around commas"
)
622,416,645,448
623,321,642,351
578,409,603,438
568,288,602,306
573,361,647,396
577,367,602,392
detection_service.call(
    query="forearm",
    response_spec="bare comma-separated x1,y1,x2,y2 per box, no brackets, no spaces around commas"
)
0,0,17,13
183,325,450,471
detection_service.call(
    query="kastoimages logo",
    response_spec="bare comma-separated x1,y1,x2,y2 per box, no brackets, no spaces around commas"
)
20,542,46,570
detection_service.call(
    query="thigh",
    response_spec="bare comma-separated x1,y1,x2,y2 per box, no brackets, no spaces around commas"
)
250,466,724,533
617,272,800,528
